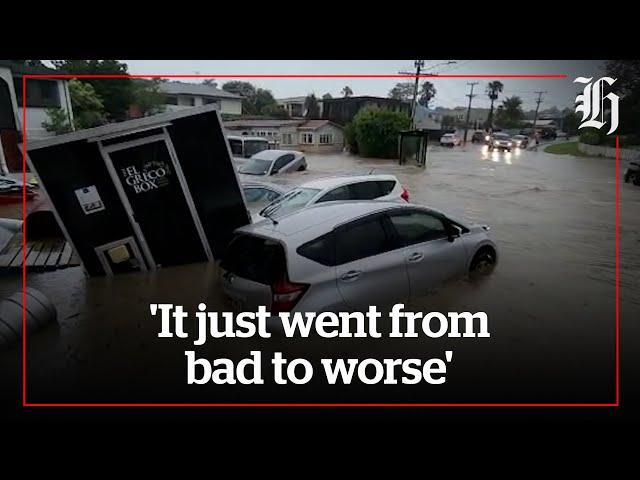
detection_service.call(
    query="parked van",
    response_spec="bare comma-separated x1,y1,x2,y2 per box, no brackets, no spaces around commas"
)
227,135,270,159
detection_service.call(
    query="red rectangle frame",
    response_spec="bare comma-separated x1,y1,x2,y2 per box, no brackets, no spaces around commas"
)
20,72,619,408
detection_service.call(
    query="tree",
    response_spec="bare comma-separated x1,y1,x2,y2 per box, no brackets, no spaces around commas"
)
388,82,415,101
351,106,411,158
562,111,580,136
261,104,290,119
52,60,134,121
341,86,354,98
221,81,278,115
131,79,167,117
418,81,437,107
202,78,217,88
322,93,333,100
495,96,524,128
43,78,107,133
605,60,640,134
304,94,320,119
485,81,504,129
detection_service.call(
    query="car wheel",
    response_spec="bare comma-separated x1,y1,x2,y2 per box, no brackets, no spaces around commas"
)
298,164,306,171
470,248,496,278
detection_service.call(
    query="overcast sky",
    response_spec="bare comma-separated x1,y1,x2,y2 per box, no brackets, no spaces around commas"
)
121,60,605,111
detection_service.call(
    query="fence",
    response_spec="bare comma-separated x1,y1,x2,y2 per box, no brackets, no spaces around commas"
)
578,142,640,161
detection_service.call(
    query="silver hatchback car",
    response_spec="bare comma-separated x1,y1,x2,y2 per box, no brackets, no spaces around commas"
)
220,201,497,314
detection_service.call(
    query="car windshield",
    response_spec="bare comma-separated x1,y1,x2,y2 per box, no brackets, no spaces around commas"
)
244,140,269,157
261,187,321,217
239,158,273,175
494,134,510,139
513,135,525,139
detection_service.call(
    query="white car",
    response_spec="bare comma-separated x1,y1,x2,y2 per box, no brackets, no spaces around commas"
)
238,150,307,176
440,133,461,147
254,174,409,222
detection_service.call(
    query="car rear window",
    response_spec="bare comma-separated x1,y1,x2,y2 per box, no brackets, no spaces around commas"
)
317,180,396,203
220,234,286,284
297,232,335,266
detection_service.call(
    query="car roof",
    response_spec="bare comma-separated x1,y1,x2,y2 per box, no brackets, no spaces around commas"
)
236,201,450,246
292,174,398,191
241,181,288,193
251,149,303,160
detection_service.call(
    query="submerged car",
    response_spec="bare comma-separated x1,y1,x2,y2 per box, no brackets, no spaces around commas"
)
488,133,513,152
241,181,288,216
471,131,487,143
511,135,529,148
238,150,307,176
440,133,461,147
254,174,408,222
221,201,497,314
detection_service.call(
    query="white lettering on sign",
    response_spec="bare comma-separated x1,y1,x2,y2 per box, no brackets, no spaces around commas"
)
121,162,170,194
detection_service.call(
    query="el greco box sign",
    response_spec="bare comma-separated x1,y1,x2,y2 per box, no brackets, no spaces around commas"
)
26,105,251,277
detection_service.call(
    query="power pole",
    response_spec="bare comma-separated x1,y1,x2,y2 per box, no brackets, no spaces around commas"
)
463,82,479,145
411,60,425,129
532,91,547,135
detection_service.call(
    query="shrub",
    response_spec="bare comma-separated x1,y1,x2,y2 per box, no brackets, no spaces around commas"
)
352,106,411,158
579,127,603,145
343,122,358,154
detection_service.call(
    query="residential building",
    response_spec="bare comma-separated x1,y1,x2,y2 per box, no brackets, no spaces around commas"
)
435,106,490,128
223,118,344,152
321,96,410,126
276,96,308,118
159,81,243,115
0,60,73,173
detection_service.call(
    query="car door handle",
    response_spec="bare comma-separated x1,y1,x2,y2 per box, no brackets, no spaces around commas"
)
407,252,424,263
340,270,362,282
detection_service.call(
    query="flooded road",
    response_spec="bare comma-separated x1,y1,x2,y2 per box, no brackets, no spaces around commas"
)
2,142,639,405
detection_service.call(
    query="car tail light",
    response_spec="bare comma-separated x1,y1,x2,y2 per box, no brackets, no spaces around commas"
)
271,275,309,313
401,187,410,202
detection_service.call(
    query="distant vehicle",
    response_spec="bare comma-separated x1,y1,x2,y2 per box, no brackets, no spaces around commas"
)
227,136,270,159
242,181,288,216
540,130,557,140
471,131,486,143
238,150,307,176
254,174,408,222
512,135,529,148
488,133,513,152
220,201,498,314
556,131,568,139
624,161,640,186
440,133,461,147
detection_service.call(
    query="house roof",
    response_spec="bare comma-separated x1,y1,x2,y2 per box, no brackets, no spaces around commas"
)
0,60,64,75
298,120,342,131
224,119,305,128
276,96,307,103
159,81,242,99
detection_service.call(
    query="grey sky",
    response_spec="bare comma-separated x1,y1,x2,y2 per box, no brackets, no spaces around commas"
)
122,59,605,111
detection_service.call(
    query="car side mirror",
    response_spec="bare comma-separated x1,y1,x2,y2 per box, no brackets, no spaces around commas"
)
446,224,461,242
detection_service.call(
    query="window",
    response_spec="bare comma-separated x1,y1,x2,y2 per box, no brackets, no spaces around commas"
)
335,216,395,265
221,235,285,285
273,154,294,172
378,180,396,196
388,211,448,246
317,185,351,202
165,95,178,105
262,188,321,217
319,133,333,144
243,187,282,203
282,133,293,145
301,133,314,144
14,79,61,108
350,181,383,200
229,139,243,156
186,96,196,106
203,97,218,105
297,232,335,266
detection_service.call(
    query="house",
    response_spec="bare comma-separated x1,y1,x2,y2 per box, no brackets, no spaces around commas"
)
321,96,410,126
223,118,344,152
0,60,73,173
276,96,308,117
159,81,243,115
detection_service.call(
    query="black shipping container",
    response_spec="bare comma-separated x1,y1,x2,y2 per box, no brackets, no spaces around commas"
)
26,105,249,276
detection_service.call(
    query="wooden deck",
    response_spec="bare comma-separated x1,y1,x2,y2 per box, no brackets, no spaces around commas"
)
0,232,81,273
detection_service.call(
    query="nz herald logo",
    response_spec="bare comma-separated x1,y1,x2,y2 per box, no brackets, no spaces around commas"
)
574,77,619,135
121,161,171,194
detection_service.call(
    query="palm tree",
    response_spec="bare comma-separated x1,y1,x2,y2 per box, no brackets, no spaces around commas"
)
341,86,353,98
418,81,437,108
485,81,504,130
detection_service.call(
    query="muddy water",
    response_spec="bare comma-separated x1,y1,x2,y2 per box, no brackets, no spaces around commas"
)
2,143,639,404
